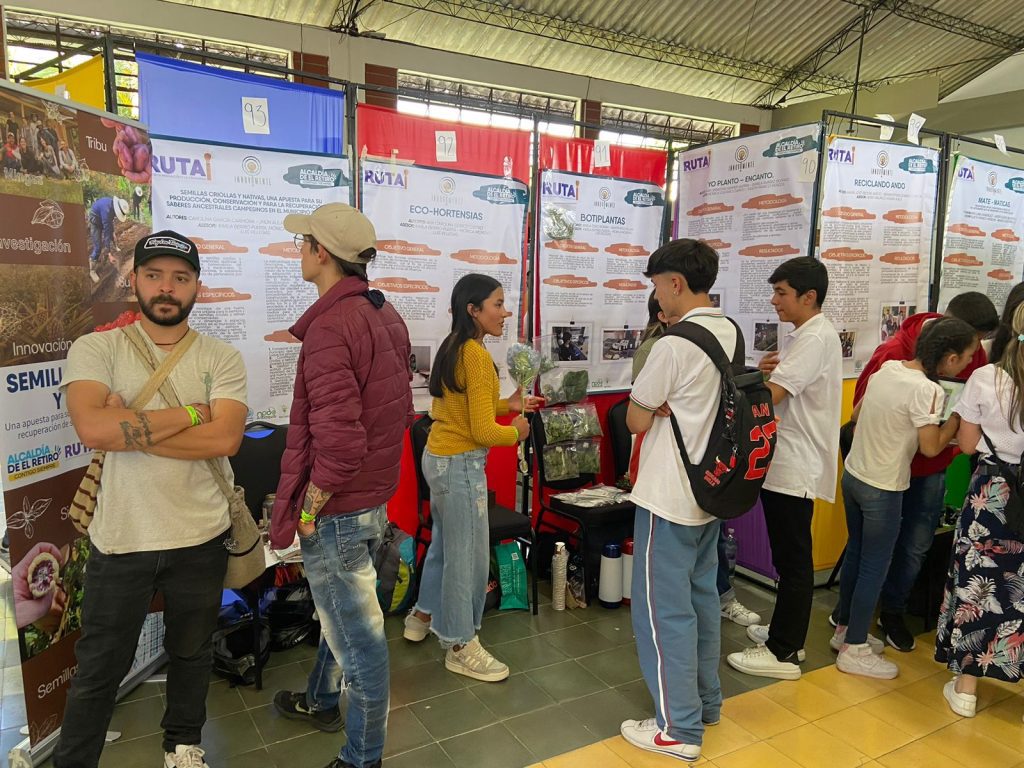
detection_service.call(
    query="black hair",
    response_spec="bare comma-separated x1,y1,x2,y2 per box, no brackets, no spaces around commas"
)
945,291,998,334
988,282,1024,363
311,235,372,281
639,290,666,344
768,256,828,307
914,317,977,379
643,238,717,294
429,273,502,397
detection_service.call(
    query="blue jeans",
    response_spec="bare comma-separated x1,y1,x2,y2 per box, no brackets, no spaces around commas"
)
632,507,721,745
414,449,489,647
878,472,946,614
716,525,733,604
838,472,903,644
299,507,388,768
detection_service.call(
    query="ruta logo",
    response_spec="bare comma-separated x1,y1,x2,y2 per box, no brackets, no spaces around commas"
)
541,179,579,199
828,146,855,164
957,164,975,181
152,152,213,180
363,168,408,188
682,155,710,172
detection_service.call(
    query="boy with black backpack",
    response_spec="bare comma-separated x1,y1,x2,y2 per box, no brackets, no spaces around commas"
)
621,239,776,763
727,257,842,681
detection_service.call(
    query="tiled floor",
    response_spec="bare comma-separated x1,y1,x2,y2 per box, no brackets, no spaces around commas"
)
1,569,1020,767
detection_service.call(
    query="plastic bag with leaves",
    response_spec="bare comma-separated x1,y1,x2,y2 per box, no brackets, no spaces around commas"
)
540,407,576,444
543,443,579,481
575,438,602,475
567,403,602,439
541,369,589,405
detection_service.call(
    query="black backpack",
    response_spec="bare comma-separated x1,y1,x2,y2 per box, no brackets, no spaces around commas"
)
663,317,777,519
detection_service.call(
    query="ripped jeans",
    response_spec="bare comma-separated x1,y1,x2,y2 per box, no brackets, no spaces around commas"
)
414,448,489,647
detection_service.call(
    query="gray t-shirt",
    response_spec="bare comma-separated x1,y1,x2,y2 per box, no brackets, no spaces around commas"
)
62,324,248,554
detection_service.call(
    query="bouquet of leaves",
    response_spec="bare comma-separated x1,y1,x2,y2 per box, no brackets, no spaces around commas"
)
507,342,542,392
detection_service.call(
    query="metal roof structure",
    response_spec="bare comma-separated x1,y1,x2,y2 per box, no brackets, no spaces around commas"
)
163,0,1024,106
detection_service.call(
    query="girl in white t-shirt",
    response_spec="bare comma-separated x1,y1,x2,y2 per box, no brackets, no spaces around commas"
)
836,318,978,679
936,302,1024,719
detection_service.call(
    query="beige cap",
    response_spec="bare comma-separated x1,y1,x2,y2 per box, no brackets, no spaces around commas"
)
283,203,377,264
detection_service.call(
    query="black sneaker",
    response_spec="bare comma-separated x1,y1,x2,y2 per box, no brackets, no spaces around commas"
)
273,690,342,732
878,612,916,652
324,760,381,768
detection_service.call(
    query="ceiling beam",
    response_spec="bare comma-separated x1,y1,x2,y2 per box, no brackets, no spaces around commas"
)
843,0,1024,51
377,0,857,96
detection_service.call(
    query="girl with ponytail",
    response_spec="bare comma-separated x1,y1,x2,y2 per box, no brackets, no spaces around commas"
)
836,317,978,680
936,301,1024,718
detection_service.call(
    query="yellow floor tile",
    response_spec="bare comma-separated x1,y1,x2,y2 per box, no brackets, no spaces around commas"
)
545,742,633,768
884,670,951,714
858,690,958,739
949,696,1024,753
712,741,803,768
699,715,759,760
876,741,968,768
814,706,915,758
603,736,715,766
918,720,1024,766
757,678,849,721
801,664,889,704
719,691,807,739
765,722,870,768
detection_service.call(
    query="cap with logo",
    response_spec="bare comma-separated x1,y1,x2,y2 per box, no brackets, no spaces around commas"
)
134,230,201,275
283,203,377,264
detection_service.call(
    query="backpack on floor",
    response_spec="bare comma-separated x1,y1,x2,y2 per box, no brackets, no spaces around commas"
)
374,522,417,615
663,318,777,519
212,600,270,686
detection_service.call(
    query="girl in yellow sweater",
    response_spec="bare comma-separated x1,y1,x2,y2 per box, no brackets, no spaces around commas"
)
403,274,537,681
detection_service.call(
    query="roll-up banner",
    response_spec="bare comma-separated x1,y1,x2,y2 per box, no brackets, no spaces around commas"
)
938,154,1024,313
0,79,162,753
676,125,820,364
356,105,531,411
819,137,939,378
536,137,668,392
150,137,350,420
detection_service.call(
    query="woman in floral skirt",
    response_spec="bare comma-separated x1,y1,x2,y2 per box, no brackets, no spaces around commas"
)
936,301,1024,718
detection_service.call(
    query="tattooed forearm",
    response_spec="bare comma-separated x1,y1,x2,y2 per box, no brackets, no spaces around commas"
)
119,412,156,450
302,482,334,517
136,411,155,447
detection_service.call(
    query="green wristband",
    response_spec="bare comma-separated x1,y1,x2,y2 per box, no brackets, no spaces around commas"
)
184,405,201,427
299,511,317,524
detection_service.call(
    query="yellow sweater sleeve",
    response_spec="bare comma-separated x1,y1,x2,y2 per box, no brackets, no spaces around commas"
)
464,342,520,448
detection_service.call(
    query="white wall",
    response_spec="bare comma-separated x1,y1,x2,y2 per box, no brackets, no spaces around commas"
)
11,0,771,130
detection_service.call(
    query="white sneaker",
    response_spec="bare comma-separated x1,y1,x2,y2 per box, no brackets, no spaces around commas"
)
445,637,509,682
620,718,701,762
836,642,898,679
164,745,208,768
745,624,806,662
829,626,885,655
721,599,761,627
403,611,431,642
943,678,977,717
727,644,801,680
89,267,100,284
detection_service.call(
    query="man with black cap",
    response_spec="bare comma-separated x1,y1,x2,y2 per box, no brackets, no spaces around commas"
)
55,231,248,768
270,203,413,768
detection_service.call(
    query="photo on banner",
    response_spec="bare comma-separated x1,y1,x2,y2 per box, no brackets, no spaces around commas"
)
0,79,156,748
938,154,1024,313
356,105,531,411
676,124,820,365
536,136,668,392
150,137,351,421
818,136,939,378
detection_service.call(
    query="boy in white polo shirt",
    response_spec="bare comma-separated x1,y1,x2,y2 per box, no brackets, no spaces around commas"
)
620,239,734,763
727,256,842,680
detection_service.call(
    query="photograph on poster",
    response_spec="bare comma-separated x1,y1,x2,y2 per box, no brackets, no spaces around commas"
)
409,344,432,389
709,292,722,308
753,321,779,352
880,304,915,343
601,328,643,361
15,537,89,661
839,330,856,359
84,170,151,302
0,92,80,191
551,324,590,362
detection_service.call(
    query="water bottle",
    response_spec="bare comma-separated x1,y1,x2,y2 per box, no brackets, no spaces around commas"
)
723,528,738,576
598,542,623,609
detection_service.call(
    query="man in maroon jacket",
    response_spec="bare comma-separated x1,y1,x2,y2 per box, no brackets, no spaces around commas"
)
834,291,997,652
269,203,413,768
